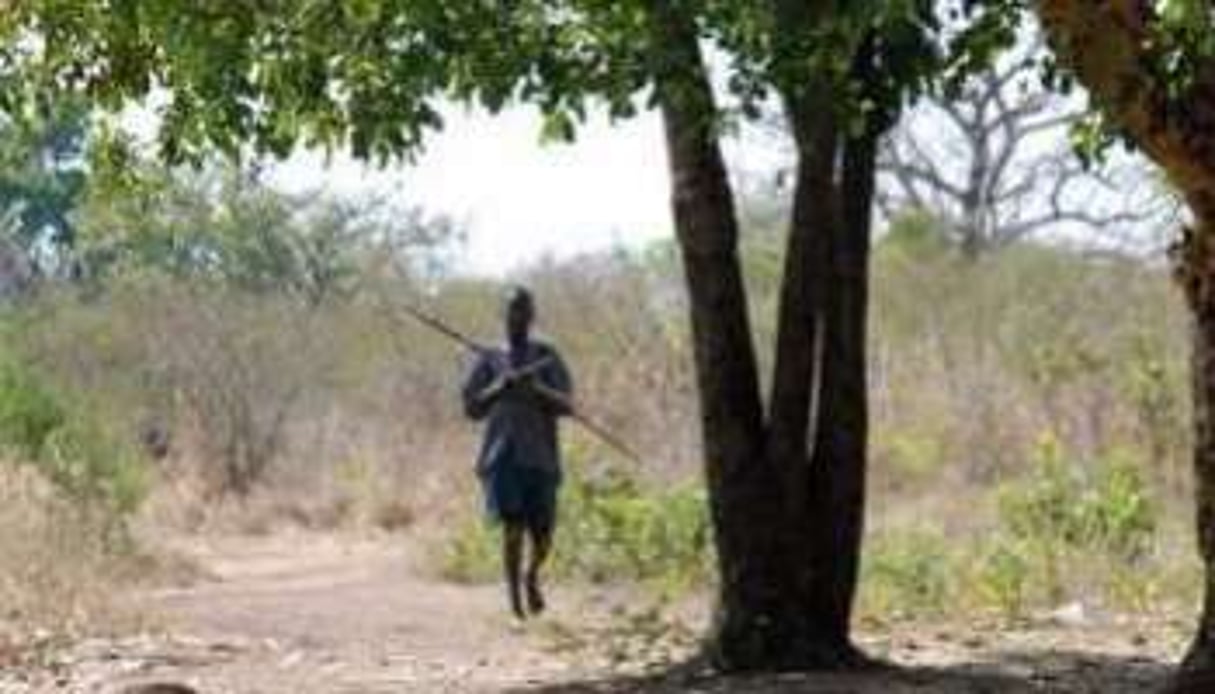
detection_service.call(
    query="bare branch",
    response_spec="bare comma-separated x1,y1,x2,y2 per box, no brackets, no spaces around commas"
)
876,28,1169,256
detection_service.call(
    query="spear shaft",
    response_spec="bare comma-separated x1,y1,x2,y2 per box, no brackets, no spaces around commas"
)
392,302,643,465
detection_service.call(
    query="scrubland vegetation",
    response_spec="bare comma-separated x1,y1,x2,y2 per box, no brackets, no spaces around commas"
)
445,207,1196,626
0,166,1197,644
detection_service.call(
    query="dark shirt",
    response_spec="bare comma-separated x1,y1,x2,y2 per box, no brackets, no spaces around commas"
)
461,340,573,476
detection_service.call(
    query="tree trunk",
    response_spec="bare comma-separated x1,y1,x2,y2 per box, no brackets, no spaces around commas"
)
1032,2,1215,685
762,13,879,662
647,0,886,672
646,0,788,671
1176,219,1215,690
752,91,846,668
801,120,878,649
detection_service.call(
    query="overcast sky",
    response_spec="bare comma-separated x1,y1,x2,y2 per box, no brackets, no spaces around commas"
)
263,108,671,276
262,105,788,277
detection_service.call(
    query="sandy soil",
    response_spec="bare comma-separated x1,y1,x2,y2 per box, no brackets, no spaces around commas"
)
0,532,1199,693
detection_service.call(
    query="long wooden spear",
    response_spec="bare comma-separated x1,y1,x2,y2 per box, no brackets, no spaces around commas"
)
390,301,644,465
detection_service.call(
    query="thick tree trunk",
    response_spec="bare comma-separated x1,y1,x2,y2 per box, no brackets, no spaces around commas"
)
646,0,788,671
647,0,884,672
1176,220,1215,690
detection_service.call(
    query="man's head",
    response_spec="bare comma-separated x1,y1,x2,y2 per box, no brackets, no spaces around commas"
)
504,286,535,346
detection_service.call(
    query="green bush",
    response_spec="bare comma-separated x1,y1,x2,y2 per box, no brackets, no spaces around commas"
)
441,463,710,588
441,516,501,584
998,434,1156,560
42,418,146,517
0,357,67,459
974,539,1031,618
0,351,146,524
862,530,952,619
558,465,709,587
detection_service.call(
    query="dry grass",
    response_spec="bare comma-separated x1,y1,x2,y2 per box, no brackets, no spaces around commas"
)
0,227,1202,639
0,465,133,643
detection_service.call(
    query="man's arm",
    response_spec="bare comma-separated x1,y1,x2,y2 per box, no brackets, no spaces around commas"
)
464,348,568,419
462,355,502,420
535,347,574,417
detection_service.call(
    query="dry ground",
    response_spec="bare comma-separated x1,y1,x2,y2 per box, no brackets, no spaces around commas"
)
0,531,1197,693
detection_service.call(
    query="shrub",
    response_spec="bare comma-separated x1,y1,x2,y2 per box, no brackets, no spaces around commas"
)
0,465,134,638
41,418,146,518
556,464,709,586
998,433,1156,560
861,530,953,620
441,515,500,584
0,356,66,459
0,350,146,528
441,462,711,588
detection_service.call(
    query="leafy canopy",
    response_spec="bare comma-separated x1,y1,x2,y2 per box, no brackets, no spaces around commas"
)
0,98,88,262
0,1,988,166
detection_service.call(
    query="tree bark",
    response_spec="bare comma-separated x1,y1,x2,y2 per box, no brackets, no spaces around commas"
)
752,92,848,668
1174,221,1215,691
802,119,878,648
646,0,789,670
781,32,885,659
646,0,885,671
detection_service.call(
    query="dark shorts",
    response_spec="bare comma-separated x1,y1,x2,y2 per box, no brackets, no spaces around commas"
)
481,462,560,531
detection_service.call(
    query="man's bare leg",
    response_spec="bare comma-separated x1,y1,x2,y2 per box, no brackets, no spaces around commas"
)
503,522,526,619
525,523,552,615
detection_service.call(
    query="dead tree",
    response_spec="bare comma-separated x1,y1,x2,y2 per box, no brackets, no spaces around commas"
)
878,36,1173,258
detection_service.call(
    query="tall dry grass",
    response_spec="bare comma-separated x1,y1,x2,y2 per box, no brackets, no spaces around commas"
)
0,464,133,642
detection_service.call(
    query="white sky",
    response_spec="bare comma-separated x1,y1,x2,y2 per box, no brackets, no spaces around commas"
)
262,105,788,277
264,108,675,276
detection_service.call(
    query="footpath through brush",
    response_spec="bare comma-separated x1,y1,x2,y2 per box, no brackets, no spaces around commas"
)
0,530,1194,693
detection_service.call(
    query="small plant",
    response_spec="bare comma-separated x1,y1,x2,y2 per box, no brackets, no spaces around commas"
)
440,516,500,583
41,418,147,520
974,539,1031,619
1081,454,1157,559
861,529,953,620
0,357,66,460
1122,333,1185,485
998,433,1156,560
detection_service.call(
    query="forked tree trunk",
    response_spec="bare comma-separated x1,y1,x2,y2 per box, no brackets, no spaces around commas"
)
648,0,883,672
763,93,839,666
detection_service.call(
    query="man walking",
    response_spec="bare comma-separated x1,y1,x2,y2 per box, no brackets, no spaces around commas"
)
462,287,573,618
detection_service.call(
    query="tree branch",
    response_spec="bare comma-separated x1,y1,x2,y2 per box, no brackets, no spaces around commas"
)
1035,0,1215,216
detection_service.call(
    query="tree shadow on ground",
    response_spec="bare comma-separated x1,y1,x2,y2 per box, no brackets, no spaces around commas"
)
506,650,1179,693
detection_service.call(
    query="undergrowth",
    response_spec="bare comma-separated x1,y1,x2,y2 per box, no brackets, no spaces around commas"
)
441,454,711,591
860,432,1172,624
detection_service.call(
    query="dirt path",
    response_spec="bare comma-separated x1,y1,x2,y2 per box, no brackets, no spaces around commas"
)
0,531,1199,693
4,532,591,693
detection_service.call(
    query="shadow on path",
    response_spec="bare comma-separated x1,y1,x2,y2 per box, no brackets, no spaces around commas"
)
506,650,1177,693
